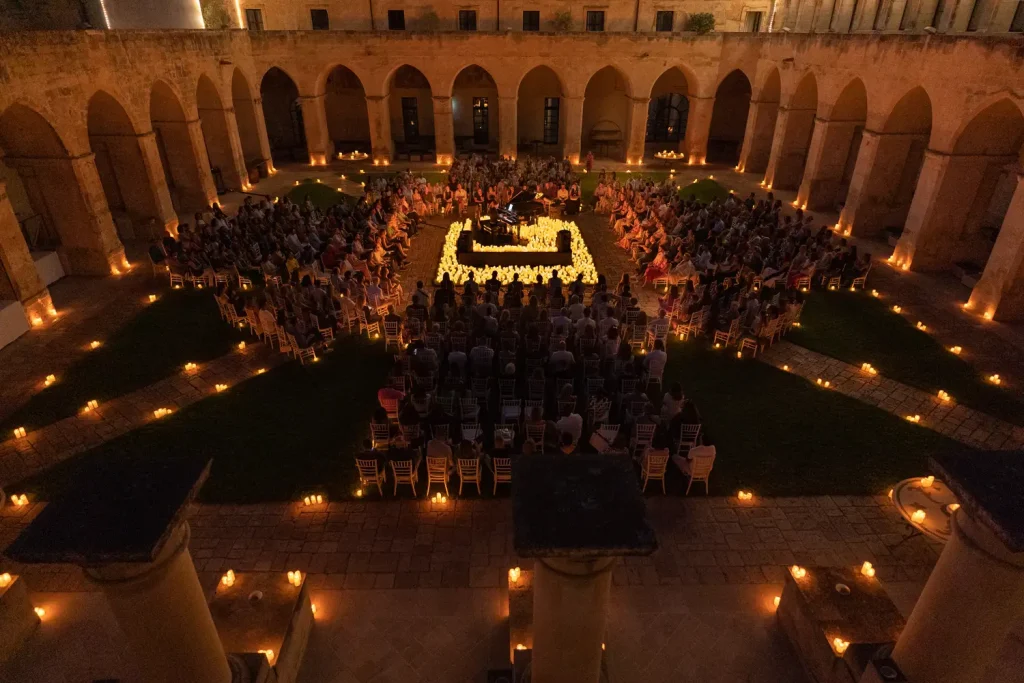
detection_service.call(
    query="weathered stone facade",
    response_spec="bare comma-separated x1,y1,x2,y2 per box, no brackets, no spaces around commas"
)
0,29,1022,337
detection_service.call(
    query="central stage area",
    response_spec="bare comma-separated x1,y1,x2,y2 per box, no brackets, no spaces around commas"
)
436,217,598,284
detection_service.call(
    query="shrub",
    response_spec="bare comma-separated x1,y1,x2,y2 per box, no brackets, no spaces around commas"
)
200,0,232,29
685,12,716,34
553,11,573,31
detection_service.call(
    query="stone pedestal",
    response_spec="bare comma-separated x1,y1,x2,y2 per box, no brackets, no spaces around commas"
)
777,566,904,683
0,575,40,666
513,455,656,683
6,458,234,683
891,451,1024,683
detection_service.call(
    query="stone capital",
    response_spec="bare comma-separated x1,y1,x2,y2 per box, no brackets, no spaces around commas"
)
364,94,388,102
297,94,325,103
629,96,651,105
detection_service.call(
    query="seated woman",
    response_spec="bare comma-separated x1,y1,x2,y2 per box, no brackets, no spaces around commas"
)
642,245,671,285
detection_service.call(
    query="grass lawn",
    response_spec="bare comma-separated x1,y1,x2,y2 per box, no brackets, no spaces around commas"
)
788,291,1024,426
290,180,351,210
664,341,970,496
0,291,243,434
14,336,393,504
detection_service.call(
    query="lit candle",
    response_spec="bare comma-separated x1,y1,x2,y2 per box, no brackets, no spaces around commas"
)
790,565,807,579
221,569,236,587
920,475,934,487
0,573,11,587
13,427,26,439
911,509,926,524
860,561,875,578
215,384,228,392
832,638,850,655
44,374,56,386
90,340,101,349
508,567,521,583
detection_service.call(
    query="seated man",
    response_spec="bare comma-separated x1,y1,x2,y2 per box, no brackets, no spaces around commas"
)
548,340,575,375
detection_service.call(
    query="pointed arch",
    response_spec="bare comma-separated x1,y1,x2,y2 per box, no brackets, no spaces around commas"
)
517,65,566,158
386,64,434,155
582,66,632,160
708,69,752,165
452,64,499,151
150,79,210,211
323,65,370,156
260,66,305,164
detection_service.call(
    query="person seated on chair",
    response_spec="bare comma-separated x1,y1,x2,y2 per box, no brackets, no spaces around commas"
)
644,339,668,380
548,340,575,376
558,431,578,455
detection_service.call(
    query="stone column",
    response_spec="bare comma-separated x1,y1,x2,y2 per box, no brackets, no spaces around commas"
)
0,181,52,323
625,97,650,165
198,104,249,191
892,510,1024,683
892,151,1011,272
432,95,455,165
135,132,179,235
968,172,1024,321
85,522,231,683
796,116,862,211
499,95,518,159
184,120,219,208
988,0,1023,30
764,105,816,191
562,96,585,165
365,95,393,164
683,95,715,166
252,97,275,171
68,154,127,274
298,95,331,166
533,557,615,683
737,99,779,175
838,130,924,238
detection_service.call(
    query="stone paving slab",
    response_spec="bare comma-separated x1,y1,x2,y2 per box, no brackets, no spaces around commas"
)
761,341,1024,451
0,343,281,488
0,495,941,595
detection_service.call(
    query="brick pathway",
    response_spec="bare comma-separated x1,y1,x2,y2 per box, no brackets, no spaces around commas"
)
761,341,1024,451
0,343,279,488
0,493,940,594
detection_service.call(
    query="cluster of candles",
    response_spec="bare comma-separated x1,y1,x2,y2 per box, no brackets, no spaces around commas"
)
860,363,877,376
215,384,228,392
508,567,521,583
737,490,753,501
82,399,99,413
287,570,303,587
12,427,26,439
10,494,28,507
153,408,172,419
302,494,324,506
432,492,448,504
815,378,831,388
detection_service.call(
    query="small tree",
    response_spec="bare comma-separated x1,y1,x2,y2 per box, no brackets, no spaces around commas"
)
685,12,716,34
200,0,232,29
552,11,573,31
419,8,441,30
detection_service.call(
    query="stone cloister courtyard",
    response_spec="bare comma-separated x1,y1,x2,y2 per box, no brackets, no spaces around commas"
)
1,154,1024,683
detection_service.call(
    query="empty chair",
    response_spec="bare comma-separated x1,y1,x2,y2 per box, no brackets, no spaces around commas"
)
356,458,386,496
390,459,419,496
457,457,481,495
380,397,401,422
461,422,482,442
431,423,450,442
501,398,522,424
370,423,392,449
491,456,512,494
630,422,657,458
677,423,701,456
383,320,402,351
525,421,546,444
424,455,451,498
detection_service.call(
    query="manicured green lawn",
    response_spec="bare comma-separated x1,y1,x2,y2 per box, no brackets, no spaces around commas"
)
788,292,1024,426
14,336,392,504
664,341,970,496
0,291,243,434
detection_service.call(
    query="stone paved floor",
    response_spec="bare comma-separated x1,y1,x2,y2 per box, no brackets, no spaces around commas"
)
761,341,1024,451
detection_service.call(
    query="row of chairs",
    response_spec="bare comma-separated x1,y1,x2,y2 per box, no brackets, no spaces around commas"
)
355,455,512,497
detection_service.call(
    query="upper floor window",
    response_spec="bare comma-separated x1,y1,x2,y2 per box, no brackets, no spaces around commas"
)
523,10,541,30
586,10,605,31
245,8,264,31
310,9,329,30
655,10,674,31
744,10,764,32
388,9,405,30
459,9,478,30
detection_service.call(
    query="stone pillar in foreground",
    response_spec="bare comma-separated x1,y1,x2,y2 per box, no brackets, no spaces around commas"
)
763,104,816,191
562,96,585,165
6,458,231,683
891,451,1024,683
683,95,715,166
365,95,393,165
298,94,332,166
499,95,518,159
513,455,657,683
967,171,1024,321
737,98,779,175
796,116,862,211
624,97,650,165
0,181,52,324
432,95,456,165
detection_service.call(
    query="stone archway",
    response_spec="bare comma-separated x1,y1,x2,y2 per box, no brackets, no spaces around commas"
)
646,67,692,156
260,67,306,165
708,70,752,165
799,77,867,210
324,65,371,157
387,65,435,161
232,68,265,173
840,86,931,237
452,65,499,154
517,66,565,159
88,90,175,239
582,66,631,162
767,72,817,191
150,80,214,213
0,103,123,276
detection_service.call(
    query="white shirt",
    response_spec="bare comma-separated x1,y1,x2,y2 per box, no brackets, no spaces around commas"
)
556,413,584,444
645,349,668,377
